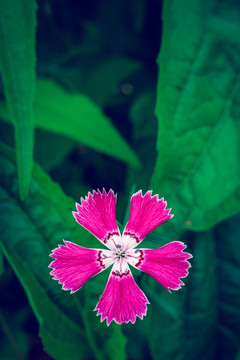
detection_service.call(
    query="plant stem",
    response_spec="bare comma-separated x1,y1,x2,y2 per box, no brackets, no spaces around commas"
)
73,295,104,360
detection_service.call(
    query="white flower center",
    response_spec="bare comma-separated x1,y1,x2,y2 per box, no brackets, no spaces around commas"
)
115,245,126,259
98,234,144,274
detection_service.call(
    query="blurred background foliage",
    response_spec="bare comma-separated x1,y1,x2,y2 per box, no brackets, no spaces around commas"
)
0,0,240,359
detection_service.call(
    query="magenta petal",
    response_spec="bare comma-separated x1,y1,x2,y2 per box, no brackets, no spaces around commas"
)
72,189,120,248
123,190,173,247
135,241,192,292
49,241,110,293
95,267,149,325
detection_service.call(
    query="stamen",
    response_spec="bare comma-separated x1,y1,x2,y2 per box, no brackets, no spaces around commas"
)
115,249,126,259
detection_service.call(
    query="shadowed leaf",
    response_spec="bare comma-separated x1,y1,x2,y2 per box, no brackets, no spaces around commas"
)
0,142,126,360
0,78,141,169
0,0,37,199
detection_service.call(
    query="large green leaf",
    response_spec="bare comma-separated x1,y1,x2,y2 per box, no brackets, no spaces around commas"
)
151,0,240,239
0,78,140,168
0,0,37,199
0,142,126,360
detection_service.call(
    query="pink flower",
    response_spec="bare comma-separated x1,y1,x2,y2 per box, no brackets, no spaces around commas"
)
49,189,192,325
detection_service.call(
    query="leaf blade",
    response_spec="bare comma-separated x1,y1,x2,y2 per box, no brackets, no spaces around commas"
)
151,0,240,239
0,0,37,199
0,78,141,168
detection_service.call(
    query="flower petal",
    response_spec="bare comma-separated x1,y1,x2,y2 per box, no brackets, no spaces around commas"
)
122,190,173,249
127,241,192,292
49,241,113,293
73,189,121,250
95,264,149,325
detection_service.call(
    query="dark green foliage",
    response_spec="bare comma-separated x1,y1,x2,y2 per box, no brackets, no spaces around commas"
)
0,142,126,360
0,78,140,168
0,0,37,199
215,215,240,360
0,0,240,359
0,309,29,360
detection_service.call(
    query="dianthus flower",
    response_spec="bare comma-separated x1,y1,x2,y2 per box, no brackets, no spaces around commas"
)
49,189,192,325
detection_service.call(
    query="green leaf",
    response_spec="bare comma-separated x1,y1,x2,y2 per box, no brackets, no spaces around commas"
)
0,78,141,168
103,323,127,360
0,118,76,172
151,0,240,239
0,141,126,360
0,0,37,199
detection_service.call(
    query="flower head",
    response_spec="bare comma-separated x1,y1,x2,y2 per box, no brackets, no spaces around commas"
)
49,189,192,325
